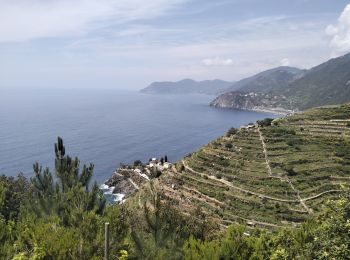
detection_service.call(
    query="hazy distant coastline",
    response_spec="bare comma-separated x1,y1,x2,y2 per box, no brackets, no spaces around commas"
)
140,79,234,95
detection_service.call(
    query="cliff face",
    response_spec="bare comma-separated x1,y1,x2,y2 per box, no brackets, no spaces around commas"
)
210,92,262,109
210,92,292,114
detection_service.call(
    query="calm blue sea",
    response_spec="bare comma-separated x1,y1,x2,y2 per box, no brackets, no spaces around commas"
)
0,88,276,183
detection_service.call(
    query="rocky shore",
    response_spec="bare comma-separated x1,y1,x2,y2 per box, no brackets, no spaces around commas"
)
100,157,172,204
101,168,148,204
210,91,294,116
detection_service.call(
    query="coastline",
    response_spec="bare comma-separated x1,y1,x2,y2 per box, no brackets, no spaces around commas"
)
210,105,294,116
247,106,294,116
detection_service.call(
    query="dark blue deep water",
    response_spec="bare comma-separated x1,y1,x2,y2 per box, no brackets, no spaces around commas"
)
0,88,275,183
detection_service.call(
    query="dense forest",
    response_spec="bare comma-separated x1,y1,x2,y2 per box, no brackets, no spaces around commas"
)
0,136,349,259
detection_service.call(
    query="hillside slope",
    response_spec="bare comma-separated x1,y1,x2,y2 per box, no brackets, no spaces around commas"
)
226,66,305,93
140,79,233,95
148,103,350,229
211,53,350,112
284,53,350,110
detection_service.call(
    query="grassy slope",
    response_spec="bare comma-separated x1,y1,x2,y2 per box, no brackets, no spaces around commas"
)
211,53,350,112
283,53,350,110
148,103,350,229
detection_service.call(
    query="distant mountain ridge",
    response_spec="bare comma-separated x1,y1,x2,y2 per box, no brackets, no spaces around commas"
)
140,79,233,95
211,53,350,112
283,53,350,110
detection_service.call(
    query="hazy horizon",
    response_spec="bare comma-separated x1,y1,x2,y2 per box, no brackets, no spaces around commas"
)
1,0,350,90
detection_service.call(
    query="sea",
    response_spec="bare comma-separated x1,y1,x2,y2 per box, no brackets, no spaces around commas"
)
0,88,276,185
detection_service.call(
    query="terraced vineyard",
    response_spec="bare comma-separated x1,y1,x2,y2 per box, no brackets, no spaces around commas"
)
157,103,350,229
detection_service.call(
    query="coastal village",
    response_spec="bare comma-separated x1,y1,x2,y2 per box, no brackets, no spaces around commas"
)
101,156,172,203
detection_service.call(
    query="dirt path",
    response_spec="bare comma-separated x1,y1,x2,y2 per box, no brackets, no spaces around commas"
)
257,126,313,213
303,189,341,201
169,164,290,229
257,126,273,176
223,212,295,229
330,175,350,180
128,178,140,190
286,178,313,214
182,160,300,203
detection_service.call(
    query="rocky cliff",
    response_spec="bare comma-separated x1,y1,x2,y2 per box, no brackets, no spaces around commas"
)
210,92,293,114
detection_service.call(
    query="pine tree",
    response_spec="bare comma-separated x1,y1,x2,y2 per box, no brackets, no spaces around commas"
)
55,137,93,192
30,137,105,218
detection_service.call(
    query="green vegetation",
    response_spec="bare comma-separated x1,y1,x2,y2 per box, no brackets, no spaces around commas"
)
183,189,350,259
1,104,350,259
257,118,274,127
159,103,350,228
211,53,350,112
0,138,130,259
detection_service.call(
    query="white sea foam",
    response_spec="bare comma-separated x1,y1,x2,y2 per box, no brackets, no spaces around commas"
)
103,186,115,195
99,183,109,191
113,193,125,202
99,184,120,204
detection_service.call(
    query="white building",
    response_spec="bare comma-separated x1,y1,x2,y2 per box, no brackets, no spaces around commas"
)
163,162,172,169
149,159,158,168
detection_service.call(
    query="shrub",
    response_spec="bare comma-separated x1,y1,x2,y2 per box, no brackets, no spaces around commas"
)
257,118,274,127
283,165,297,176
215,173,223,179
226,176,234,182
286,138,303,146
123,171,131,179
269,127,296,136
150,169,162,178
226,128,238,136
133,160,143,167
225,142,233,149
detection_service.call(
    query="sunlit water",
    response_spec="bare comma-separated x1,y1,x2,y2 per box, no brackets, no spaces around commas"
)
0,88,276,184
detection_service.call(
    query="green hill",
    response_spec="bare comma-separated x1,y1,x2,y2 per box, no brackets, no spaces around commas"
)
225,66,305,93
149,103,350,229
284,53,350,110
211,53,350,112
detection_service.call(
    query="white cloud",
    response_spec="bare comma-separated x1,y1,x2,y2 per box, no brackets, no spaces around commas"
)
280,58,290,66
201,57,233,66
0,0,187,42
0,3,333,89
325,4,350,55
238,16,288,29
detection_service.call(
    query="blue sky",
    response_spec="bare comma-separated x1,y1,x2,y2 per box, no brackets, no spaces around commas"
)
0,0,349,90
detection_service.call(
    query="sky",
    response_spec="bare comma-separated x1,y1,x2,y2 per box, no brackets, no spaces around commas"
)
0,0,349,90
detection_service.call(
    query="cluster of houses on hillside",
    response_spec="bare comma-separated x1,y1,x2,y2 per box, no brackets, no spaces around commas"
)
148,156,172,171
101,155,173,204
131,157,172,181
